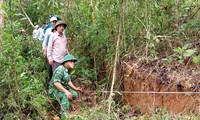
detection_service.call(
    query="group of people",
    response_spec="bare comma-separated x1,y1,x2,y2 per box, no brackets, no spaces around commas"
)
32,23,46,41
33,15,82,119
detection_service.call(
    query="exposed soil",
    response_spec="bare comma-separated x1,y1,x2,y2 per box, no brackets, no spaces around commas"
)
46,57,200,119
123,59,200,116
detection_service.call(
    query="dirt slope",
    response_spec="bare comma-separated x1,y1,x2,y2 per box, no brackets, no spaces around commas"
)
123,59,200,116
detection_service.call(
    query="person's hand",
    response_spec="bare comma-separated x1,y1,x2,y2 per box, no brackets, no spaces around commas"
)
43,49,47,57
68,38,72,43
65,91,72,100
75,87,83,92
48,60,53,65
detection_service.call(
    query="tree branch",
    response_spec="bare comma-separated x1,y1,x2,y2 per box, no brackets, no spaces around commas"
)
108,0,122,115
18,0,34,28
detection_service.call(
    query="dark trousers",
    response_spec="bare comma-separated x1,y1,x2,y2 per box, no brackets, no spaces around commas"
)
51,61,61,72
44,58,53,90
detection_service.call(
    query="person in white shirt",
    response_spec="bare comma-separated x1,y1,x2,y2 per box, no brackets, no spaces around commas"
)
42,16,57,57
32,25,39,40
38,23,46,41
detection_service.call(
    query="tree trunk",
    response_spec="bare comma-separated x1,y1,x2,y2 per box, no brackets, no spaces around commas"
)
0,0,4,40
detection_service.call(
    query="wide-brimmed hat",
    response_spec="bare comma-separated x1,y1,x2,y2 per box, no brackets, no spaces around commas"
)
55,21,67,29
62,54,77,64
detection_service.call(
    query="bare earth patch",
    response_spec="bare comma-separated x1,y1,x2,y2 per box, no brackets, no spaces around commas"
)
123,59,200,116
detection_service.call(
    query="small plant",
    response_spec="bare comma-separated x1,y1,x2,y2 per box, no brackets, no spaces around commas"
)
149,43,157,58
162,56,173,65
173,44,196,63
192,54,200,65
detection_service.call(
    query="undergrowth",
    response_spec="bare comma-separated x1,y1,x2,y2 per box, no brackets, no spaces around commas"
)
0,34,47,119
1,0,200,119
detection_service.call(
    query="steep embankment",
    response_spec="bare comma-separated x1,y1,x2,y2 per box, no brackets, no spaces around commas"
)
123,59,200,116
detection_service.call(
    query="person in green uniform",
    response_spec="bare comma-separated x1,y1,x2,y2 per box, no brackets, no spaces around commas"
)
48,54,82,118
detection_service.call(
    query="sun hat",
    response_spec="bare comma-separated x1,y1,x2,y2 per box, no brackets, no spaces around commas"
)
62,54,77,64
53,15,61,21
50,16,57,22
55,21,67,29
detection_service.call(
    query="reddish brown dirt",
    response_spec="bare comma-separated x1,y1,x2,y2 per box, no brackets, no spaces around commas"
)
123,60,200,116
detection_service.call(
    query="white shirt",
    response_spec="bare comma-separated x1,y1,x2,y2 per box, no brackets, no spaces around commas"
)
42,27,53,49
32,29,39,39
38,28,44,41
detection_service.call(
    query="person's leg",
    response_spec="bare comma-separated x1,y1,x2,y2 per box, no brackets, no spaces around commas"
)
46,64,52,90
68,89,78,100
49,64,53,79
44,57,50,90
48,93,60,115
49,92,69,119
50,90,78,119
56,92,70,116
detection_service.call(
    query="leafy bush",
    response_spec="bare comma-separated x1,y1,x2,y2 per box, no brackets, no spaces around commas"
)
0,32,48,119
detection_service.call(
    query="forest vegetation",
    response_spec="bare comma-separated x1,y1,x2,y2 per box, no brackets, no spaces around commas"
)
0,0,200,119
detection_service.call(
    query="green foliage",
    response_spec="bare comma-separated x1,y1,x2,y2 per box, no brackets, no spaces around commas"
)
162,43,197,64
0,16,47,119
1,0,200,119
162,57,173,65
192,54,200,65
173,44,196,63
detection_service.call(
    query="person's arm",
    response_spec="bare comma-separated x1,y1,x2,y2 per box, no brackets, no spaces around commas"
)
42,32,48,57
32,30,35,37
66,37,70,54
68,81,82,92
47,34,54,65
66,47,69,54
37,29,40,40
54,82,72,99
53,68,73,99
42,30,49,50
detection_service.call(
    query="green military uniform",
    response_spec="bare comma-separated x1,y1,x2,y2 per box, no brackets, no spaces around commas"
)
48,65,78,115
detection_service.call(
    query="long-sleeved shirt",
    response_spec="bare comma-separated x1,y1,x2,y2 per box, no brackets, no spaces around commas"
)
43,24,51,34
32,29,39,39
42,27,53,49
47,31,68,63
48,65,71,95
38,28,44,41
